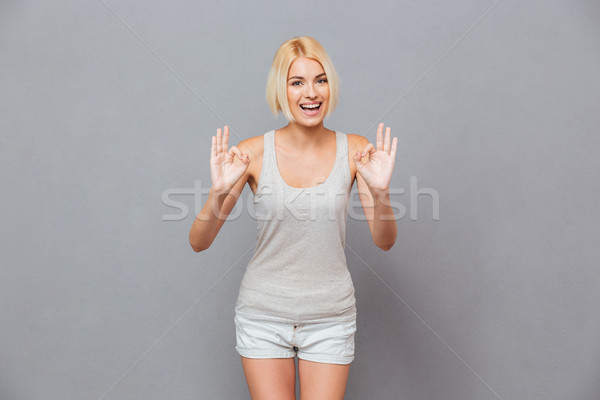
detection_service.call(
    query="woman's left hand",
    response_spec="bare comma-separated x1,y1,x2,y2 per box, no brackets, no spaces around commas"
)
353,123,398,193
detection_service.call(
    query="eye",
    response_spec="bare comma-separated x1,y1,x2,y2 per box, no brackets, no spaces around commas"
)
317,79,328,84
291,81,302,86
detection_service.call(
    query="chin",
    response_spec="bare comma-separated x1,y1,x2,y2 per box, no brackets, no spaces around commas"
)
292,111,328,127
292,118,324,127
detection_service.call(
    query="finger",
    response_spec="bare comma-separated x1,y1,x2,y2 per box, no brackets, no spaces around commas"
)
353,150,364,166
229,146,251,165
361,142,375,157
384,126,391,153
228,145,242,159
211,135,217,158
216,128,222,154
234,145,247,157
223,125,230,154
390,136,398,161
376,123,384,151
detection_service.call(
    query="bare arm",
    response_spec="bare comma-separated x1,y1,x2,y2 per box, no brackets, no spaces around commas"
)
189,126,250,252
189,177,247,252
355,171,397,251
352,123,399,251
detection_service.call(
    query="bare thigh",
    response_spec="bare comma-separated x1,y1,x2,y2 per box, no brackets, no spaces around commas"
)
298,359,350,400
240,356,296,400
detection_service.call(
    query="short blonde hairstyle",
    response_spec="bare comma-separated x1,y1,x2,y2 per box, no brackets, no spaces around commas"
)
266,36,340,122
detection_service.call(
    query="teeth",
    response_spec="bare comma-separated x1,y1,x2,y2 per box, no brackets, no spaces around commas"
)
301,103,320,109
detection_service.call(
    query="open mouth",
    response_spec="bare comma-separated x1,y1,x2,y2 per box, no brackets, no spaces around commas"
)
299,102,322,114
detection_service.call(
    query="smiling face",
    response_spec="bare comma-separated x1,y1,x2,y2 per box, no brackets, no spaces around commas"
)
286,57,330,127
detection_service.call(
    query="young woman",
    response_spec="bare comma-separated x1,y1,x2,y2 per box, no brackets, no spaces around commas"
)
189,36,398,400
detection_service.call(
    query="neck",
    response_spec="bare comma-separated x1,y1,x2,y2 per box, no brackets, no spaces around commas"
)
278,122,332,147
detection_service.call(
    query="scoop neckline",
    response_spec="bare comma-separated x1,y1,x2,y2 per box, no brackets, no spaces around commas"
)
271,129,339,190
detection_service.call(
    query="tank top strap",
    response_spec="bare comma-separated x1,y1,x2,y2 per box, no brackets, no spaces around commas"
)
333,131,351,187
258,130,276,187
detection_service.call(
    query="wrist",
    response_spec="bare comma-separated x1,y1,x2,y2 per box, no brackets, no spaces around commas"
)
210,185,231,196
369,186,389,200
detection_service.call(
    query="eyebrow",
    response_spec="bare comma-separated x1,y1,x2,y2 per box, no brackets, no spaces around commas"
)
287,73,327,81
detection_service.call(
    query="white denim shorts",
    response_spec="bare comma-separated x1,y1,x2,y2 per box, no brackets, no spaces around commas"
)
234,313,357,365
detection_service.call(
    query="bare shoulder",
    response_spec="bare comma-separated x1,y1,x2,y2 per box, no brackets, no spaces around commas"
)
236,134,265,161
234,133,265,194
347,133,369,148
344,133,368,180
346,133,370,158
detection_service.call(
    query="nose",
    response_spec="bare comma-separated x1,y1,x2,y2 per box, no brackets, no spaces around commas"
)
304,82,317,99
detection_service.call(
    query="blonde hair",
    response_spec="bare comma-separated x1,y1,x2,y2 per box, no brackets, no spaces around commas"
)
266,36,340,122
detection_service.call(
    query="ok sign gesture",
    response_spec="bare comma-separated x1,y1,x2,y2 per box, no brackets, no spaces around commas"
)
353,123,398,192
210,126,250,192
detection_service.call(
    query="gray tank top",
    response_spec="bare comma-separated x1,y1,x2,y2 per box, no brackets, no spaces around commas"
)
235,129,357,323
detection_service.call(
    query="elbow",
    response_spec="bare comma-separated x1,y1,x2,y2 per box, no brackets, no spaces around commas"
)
190,242,207,253
189,235,210,253
375,235,397,251
377,242,395,251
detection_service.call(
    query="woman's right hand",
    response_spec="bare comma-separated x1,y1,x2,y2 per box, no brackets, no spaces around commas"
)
209,125,250,193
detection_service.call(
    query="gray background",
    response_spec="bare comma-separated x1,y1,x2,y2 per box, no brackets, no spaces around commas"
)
1,0,599,399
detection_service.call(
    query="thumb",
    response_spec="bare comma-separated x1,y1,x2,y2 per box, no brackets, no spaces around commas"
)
361,142,375,157
229,146,250,163
352,151,365,168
